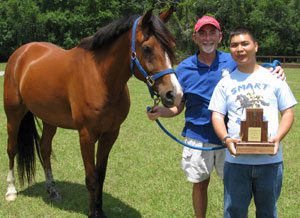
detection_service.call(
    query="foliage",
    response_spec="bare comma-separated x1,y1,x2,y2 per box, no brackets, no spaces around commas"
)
173,0,300,57
0,0,299,61
0,0,42,60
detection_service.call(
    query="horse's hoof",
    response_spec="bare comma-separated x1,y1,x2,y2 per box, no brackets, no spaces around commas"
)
88,210,106,218
49,191,62,202
5,193,17,201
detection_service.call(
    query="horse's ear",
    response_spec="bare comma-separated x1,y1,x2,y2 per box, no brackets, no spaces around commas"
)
141,9,153,27
141,9,153,38
159,6,177,23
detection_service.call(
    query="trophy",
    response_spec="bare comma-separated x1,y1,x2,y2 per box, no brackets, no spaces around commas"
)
235,92,275,155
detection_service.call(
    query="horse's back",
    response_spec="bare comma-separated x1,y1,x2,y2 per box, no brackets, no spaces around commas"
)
5,42,68,87
4,42,77,127
7,42,63,63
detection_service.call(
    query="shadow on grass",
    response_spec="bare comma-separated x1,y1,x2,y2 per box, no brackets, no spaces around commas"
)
19,181,141,218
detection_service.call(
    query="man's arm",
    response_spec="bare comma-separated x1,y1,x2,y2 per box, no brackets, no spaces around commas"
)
147,101,185,120
212,111,239,155
269,107,294,154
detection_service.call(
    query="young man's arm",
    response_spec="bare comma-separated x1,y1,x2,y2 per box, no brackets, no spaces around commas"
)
212,111,239,155
268,107,294,154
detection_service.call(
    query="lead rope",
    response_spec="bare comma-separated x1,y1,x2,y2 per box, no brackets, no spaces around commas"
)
146,105,225,151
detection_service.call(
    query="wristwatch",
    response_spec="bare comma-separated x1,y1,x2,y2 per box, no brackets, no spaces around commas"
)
222,135,231,146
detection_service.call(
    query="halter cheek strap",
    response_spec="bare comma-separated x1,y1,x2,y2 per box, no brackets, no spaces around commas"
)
130,17,175,88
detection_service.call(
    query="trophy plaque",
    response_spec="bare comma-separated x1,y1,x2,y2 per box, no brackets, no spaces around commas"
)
235,108,275,155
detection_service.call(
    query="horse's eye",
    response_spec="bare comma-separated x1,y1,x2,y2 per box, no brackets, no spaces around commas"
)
142,46,152,56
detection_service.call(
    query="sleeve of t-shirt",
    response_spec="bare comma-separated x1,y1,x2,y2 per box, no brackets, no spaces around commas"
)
208,80,227,115
276,80,297,111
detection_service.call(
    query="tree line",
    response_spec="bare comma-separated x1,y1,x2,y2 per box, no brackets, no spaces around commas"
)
0,0,299,62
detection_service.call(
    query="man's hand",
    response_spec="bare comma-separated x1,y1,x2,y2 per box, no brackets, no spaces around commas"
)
270,66,286,80
262,60,285,80
146,105,162,120
146,103,184,120
225,137,240,156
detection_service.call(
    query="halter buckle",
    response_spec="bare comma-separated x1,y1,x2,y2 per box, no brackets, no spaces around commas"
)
146,76,155,87
153,97,161,106
131,52,136,60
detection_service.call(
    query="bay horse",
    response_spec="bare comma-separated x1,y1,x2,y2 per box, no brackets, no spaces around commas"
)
4,9,183,217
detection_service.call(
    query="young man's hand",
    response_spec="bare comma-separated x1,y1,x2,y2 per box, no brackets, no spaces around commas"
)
225,137,240,156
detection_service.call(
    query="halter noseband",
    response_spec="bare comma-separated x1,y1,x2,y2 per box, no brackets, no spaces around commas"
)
130,17,175,89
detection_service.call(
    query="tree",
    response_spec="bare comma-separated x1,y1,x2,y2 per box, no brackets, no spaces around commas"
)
0,0,43,61
0,0,299,61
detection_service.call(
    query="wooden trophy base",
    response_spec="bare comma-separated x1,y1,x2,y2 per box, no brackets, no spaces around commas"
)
236,142,275,155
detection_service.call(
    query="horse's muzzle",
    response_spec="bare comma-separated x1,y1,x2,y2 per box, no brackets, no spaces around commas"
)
160,89,183,108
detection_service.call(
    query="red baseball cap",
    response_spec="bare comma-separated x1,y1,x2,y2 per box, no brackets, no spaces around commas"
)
194,15,221,32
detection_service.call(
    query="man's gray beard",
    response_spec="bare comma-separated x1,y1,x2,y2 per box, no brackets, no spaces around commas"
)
202,44,216,54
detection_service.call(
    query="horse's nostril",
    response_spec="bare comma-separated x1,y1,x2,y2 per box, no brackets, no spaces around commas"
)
166,91,175,100
161,91,175,108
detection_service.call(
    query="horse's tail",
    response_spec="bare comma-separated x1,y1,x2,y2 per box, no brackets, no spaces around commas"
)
17,111,43,186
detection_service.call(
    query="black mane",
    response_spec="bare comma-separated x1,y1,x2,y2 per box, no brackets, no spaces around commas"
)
78,15,138,50
78,14,175,63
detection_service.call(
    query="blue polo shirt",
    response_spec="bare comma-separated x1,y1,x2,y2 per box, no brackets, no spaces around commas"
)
175,50,236,145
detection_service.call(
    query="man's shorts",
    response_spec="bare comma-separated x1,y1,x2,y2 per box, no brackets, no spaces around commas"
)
181,137,225,183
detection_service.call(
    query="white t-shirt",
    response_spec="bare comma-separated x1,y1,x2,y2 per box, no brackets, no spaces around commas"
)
208,66,297,165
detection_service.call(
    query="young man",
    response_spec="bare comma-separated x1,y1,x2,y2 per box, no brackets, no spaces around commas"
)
147,16,285,218
209,28,297,217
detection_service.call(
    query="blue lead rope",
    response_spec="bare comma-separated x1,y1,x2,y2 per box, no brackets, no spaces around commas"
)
146,107,225,151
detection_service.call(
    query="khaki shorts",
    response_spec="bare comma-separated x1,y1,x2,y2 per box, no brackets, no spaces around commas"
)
181,137,225,183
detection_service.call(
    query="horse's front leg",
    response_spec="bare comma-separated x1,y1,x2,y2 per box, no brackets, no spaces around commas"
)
41,122,61,201
79,127,99,218
94,129,120,217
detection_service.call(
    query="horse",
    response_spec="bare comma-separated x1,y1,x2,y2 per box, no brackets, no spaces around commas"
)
3,9,183,218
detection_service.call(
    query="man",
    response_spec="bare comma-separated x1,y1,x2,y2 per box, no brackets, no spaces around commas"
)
208,27,296,217
147,16,284,218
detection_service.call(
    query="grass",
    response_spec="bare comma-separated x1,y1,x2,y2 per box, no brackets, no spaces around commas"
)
0,63,6,71
0,65,299,217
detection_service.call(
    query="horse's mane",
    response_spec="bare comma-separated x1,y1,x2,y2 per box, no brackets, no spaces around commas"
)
78,15,138,50
148,14,175,63
78,14,175,63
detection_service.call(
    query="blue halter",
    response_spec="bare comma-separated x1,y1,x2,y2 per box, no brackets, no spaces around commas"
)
130,17,175,97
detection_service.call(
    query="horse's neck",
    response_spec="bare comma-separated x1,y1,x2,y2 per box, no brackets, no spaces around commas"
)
96,33,132,97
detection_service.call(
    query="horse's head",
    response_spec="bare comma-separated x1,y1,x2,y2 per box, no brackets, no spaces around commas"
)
131,9,183,108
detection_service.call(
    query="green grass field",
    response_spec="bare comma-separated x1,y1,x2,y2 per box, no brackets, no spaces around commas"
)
0,63,299,217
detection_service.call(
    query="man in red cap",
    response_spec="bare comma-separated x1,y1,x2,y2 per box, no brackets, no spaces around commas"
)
147,15,284,218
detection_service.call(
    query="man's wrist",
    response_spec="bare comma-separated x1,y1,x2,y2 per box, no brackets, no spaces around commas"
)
222,135,231,146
